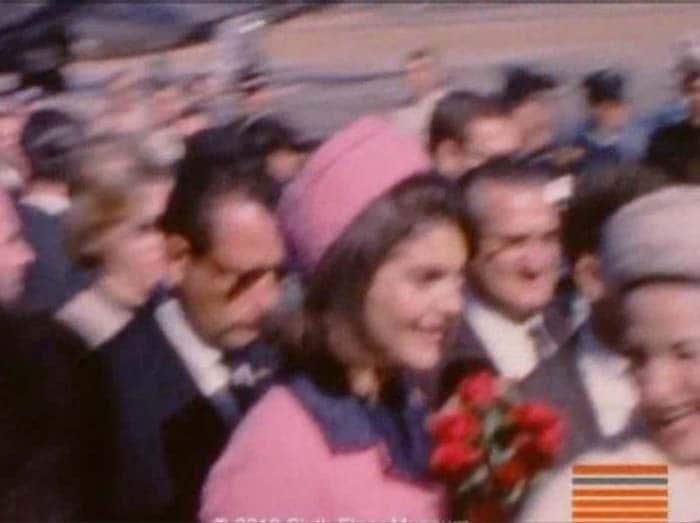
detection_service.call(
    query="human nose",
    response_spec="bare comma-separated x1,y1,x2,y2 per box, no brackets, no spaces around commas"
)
522,239,559,274
437,274,465,319
244,271,283,320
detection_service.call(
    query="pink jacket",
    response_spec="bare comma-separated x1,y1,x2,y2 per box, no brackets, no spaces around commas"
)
199,385,446,522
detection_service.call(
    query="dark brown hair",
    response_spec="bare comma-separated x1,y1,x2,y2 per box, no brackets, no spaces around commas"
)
300,173,470,367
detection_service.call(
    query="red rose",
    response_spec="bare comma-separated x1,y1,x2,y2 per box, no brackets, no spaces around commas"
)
493,455,531,490
429,410,481,444
510,432,534,451
466,497,508,523
459,370,498,408
430,441,483,478
511,401,560,431
533,419,565,461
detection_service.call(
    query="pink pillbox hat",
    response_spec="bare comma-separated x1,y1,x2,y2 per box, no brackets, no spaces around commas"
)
278,115,431,275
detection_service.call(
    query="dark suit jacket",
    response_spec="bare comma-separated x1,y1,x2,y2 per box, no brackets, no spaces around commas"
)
518,325,647,465
89,302,279,521
435,303,572,406
0,311,102,521
16,203,91,314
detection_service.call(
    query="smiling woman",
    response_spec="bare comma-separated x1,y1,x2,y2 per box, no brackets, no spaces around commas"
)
520,186,700,522
199,115,471,522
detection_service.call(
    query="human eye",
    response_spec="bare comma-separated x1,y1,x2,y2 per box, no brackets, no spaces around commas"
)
624,347,648,373
674,342,700,361
411,267,446,288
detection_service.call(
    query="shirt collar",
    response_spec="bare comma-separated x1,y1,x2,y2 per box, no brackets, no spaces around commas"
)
465,294,544,379
577,322,629,375
577,321,637,437
155,298,230,397
287,373,433,482
21,192,70,215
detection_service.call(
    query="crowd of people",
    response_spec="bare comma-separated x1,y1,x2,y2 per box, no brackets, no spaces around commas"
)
3,33,700,522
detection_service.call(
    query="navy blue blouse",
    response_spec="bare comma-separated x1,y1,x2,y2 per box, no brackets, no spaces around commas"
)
286,372,433,482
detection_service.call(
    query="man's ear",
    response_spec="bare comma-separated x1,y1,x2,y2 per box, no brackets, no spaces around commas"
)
434,139,463,176
164,234,191,287
573,253,606,304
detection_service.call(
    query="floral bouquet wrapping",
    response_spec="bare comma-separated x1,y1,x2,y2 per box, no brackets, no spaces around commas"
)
428,370,566,523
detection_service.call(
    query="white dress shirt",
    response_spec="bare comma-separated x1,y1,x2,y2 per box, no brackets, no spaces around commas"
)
21,192,70,216
155,299,232,398
465,296,549,381
576,324,637,438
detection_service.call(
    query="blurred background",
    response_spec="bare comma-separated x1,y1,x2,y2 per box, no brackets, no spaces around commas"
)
2,2,700,141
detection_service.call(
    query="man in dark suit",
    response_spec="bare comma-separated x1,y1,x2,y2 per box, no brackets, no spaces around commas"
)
518,163,672,464
0,187,100,521
89,157,286,521
16,108,90,313
447,159,569,385
646,41,700,182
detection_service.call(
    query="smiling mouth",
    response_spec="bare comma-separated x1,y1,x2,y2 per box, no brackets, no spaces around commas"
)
649,405,698,432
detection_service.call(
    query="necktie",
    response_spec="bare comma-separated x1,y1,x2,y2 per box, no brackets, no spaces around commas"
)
528,321,558,360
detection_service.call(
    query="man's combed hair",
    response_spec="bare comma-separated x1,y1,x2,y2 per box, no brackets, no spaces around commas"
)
160,154,277,256
457,156,552,239
428,90,481,153
20,108,85,184
562,163,672,262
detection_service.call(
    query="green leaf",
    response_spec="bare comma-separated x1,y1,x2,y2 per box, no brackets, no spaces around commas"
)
482,408,505,443
457,464,489,496
505,479,528,506
489,442,516,467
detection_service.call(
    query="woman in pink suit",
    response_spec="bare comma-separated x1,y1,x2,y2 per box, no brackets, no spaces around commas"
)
199,116,471,522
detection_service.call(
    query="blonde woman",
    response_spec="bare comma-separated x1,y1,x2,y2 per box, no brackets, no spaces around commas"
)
56,138,174,348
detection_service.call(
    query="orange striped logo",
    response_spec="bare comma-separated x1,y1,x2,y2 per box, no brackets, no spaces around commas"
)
571,463,668,522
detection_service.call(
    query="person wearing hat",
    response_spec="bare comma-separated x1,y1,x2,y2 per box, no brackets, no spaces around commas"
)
518,164,671,469
646,41,700,181
200,116,470,521
569,69,641,174
519,186,700,522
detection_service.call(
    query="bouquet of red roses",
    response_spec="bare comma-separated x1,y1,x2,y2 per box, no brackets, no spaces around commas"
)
428,370,565,523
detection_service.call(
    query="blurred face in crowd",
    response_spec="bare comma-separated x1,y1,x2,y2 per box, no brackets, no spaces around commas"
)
176,196,285,350
573,252,625,346
405,56,442,100
683,76,700,124
623,281,700,465
172,111,209,139
0,190,35,306
590,100,631,133
362,220,468,371
433,115,522,180
468,179,561,322
464,115,523,171
240,83,272,116
267,148,306,184
152,85,184,127
99,179,173,301
0,111,23,151
511,93,557,154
